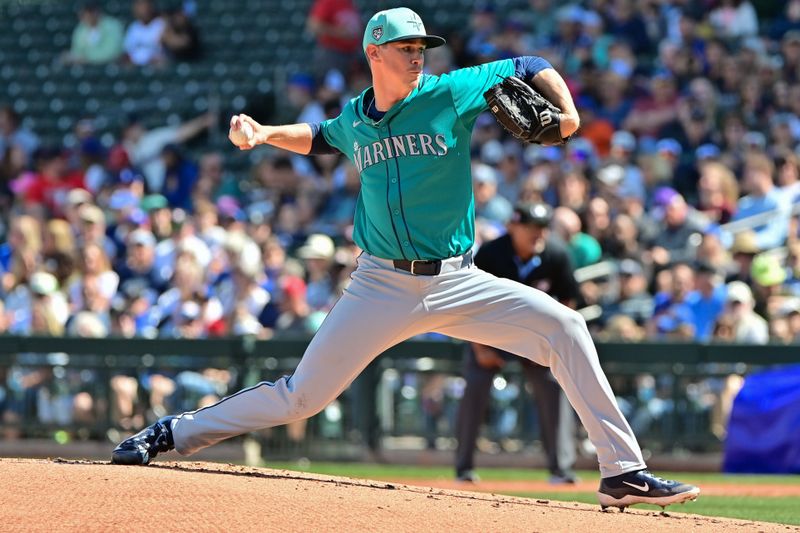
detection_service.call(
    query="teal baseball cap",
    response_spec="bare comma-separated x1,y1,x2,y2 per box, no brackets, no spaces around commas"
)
362,7,446,52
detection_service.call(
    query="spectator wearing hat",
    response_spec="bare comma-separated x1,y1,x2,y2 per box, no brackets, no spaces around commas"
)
61,187,93,229
644,188,705,268
473,163,513,225
650,138,682,186
275,275,313,334
749,252,788,317
65,2,124,65
216,239,271,332
77,199,102,231
141,194,173,241
718,281,768,343
297,233,336,312
733,153,792,250
601,259,654,327
4,276,67,432
604,131,646,203
77,203,117,261
29,271,70,329
685,261,728,341
455,202,579,484
727,229,761,284
286,73,325,125
116,229,167,296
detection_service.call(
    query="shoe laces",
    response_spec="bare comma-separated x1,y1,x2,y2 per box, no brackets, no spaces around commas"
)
640,470,671,485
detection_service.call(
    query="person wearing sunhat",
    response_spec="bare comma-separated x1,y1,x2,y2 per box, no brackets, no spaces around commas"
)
727,229,760,284
750,252,788,317
722,281,768,344
297,233,337,312
77,203,117,260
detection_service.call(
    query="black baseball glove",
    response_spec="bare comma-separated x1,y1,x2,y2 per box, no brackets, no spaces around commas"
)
483,76,569,145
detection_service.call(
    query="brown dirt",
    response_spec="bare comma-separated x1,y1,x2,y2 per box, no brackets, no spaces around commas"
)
1,459,796,533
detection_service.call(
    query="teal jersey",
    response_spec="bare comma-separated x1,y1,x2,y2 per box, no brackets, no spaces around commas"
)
320,59,515,260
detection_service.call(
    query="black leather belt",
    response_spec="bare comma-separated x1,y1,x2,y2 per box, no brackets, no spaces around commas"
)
393,250,473,276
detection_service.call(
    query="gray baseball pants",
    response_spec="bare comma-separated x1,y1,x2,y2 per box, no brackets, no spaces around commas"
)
172,252,646,477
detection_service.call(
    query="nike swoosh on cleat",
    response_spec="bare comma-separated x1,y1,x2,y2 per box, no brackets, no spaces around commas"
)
623,481,650,492
353,120,362,127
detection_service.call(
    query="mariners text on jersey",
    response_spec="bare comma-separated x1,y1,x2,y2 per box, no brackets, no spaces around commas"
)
352,133,449,173
321,58,516,260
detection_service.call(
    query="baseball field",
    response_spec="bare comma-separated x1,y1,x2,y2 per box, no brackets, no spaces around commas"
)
2,458,798,532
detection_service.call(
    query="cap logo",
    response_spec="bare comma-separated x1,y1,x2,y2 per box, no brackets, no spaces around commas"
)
407,18,423,31
372,26,383,40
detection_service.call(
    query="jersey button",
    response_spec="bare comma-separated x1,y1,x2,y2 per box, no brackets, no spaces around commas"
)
391,178,397,183
403,241,410,247
393,209,400,215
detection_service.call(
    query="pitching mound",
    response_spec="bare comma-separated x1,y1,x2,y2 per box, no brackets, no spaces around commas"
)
0,459,790,532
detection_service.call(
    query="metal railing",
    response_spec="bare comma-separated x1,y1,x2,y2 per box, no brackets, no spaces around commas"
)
1,335,798,455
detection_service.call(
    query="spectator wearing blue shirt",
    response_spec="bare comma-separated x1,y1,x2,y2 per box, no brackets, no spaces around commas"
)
647,262,697,340
732,153,792,250
159,144,198,212
685,261,727,341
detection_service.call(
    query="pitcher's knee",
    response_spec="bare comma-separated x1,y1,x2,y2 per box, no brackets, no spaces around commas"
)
283,379,328,421
553,307,589,339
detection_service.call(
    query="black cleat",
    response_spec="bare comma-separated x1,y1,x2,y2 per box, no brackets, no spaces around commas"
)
597,469,700,510
111,416,176,465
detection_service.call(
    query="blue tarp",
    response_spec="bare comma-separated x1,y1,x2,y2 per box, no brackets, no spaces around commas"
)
723,364,800,474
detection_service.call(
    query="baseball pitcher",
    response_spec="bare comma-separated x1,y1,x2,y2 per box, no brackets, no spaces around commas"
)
112,7,699,511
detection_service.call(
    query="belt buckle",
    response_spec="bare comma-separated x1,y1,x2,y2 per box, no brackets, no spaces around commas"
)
410,259,441,276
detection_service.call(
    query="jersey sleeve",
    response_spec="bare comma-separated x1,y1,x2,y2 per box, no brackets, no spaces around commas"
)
444,59,515,129
319,114,348,154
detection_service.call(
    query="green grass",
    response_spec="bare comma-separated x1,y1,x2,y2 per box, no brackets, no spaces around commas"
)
266,461,798,485
504,491,800,526
265,462,800,525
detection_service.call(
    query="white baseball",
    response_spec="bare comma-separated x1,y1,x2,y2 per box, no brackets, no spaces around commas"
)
230,121,254,146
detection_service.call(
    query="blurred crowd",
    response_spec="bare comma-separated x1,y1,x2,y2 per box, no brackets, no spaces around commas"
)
2,0,800,439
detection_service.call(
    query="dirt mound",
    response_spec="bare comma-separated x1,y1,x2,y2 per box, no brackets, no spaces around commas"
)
0,459,793,532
